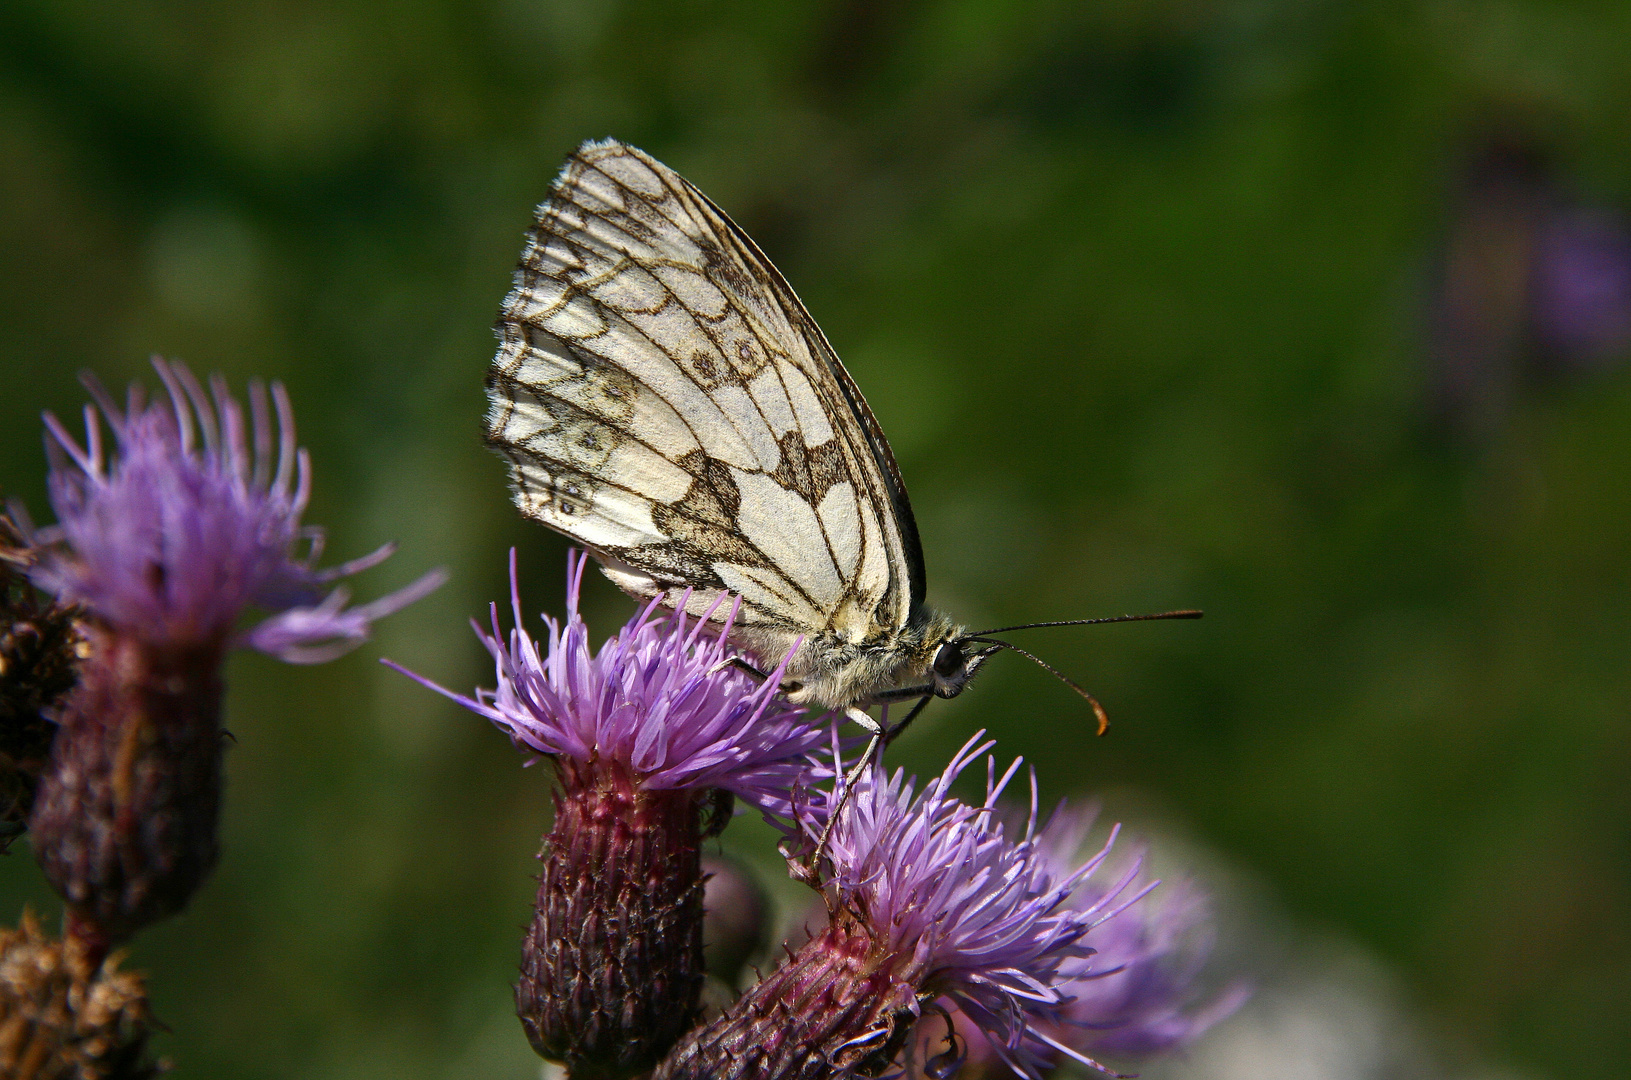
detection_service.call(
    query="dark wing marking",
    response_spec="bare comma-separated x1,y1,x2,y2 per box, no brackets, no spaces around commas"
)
672,180,929,612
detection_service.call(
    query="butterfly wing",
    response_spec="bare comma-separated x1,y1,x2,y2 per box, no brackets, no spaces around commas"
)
488,139,925,652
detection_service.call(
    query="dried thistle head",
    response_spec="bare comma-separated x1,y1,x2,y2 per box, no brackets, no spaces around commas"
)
0,908,161,1080
0,507,82,852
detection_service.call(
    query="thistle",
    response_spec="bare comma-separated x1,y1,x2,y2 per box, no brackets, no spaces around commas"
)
1026,814,1248,1065
660,735,1239,1080
21,360,443,959
0,908,158,1080
389,550,826,1079
898,811,1249,1078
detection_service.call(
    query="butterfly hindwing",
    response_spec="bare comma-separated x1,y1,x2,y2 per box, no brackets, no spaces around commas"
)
488,139,921,650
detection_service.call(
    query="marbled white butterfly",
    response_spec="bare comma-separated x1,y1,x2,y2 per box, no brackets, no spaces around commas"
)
486,138,1196,780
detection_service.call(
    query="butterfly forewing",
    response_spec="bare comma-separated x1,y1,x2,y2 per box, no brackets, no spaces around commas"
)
488,139,923,661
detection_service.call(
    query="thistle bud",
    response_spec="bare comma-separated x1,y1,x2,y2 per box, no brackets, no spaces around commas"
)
701,854,771,989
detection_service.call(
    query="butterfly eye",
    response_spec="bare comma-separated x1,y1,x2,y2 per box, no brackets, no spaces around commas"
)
932,640,965,679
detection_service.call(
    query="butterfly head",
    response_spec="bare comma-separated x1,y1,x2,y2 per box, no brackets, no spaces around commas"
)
928,636,1001,699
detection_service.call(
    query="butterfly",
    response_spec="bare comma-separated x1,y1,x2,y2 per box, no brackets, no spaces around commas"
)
485,138,1197,779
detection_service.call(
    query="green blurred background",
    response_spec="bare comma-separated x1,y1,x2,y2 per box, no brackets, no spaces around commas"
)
3,2,1629,1078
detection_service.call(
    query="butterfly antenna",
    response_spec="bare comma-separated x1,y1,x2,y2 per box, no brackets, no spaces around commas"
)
966,610,1202,638
963,637,1112,735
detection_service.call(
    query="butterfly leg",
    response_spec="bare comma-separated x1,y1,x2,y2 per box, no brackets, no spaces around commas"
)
795,706,885,884
722,656,769,681
813,694,928,871
795,701,900,887
839,704,886,791
718,656,807,697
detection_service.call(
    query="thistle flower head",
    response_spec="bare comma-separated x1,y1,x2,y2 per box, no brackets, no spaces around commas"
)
27,359,443,661
20,361,442,955
392,549,826,811
759,733,1241,1080
783,736,1117,1077
891,810,1247,1079
392,551,830,1077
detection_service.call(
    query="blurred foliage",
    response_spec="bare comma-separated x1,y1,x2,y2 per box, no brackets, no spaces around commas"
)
3,1,1630,1078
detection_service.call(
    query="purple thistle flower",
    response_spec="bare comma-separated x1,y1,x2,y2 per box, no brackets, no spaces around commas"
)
659,735,1154,1080
19,359,442,960
390,548,827,814
816,738,1129,1079
389,550,827,1078
898,812,1246,1079
28,358,443,659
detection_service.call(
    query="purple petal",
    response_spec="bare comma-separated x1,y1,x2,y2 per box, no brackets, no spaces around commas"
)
388,550,830,811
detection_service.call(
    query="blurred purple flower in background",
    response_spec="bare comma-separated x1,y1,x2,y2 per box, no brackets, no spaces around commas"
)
1026,810,1248,1064
1429,127,1631,437
1529,207,1631,368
